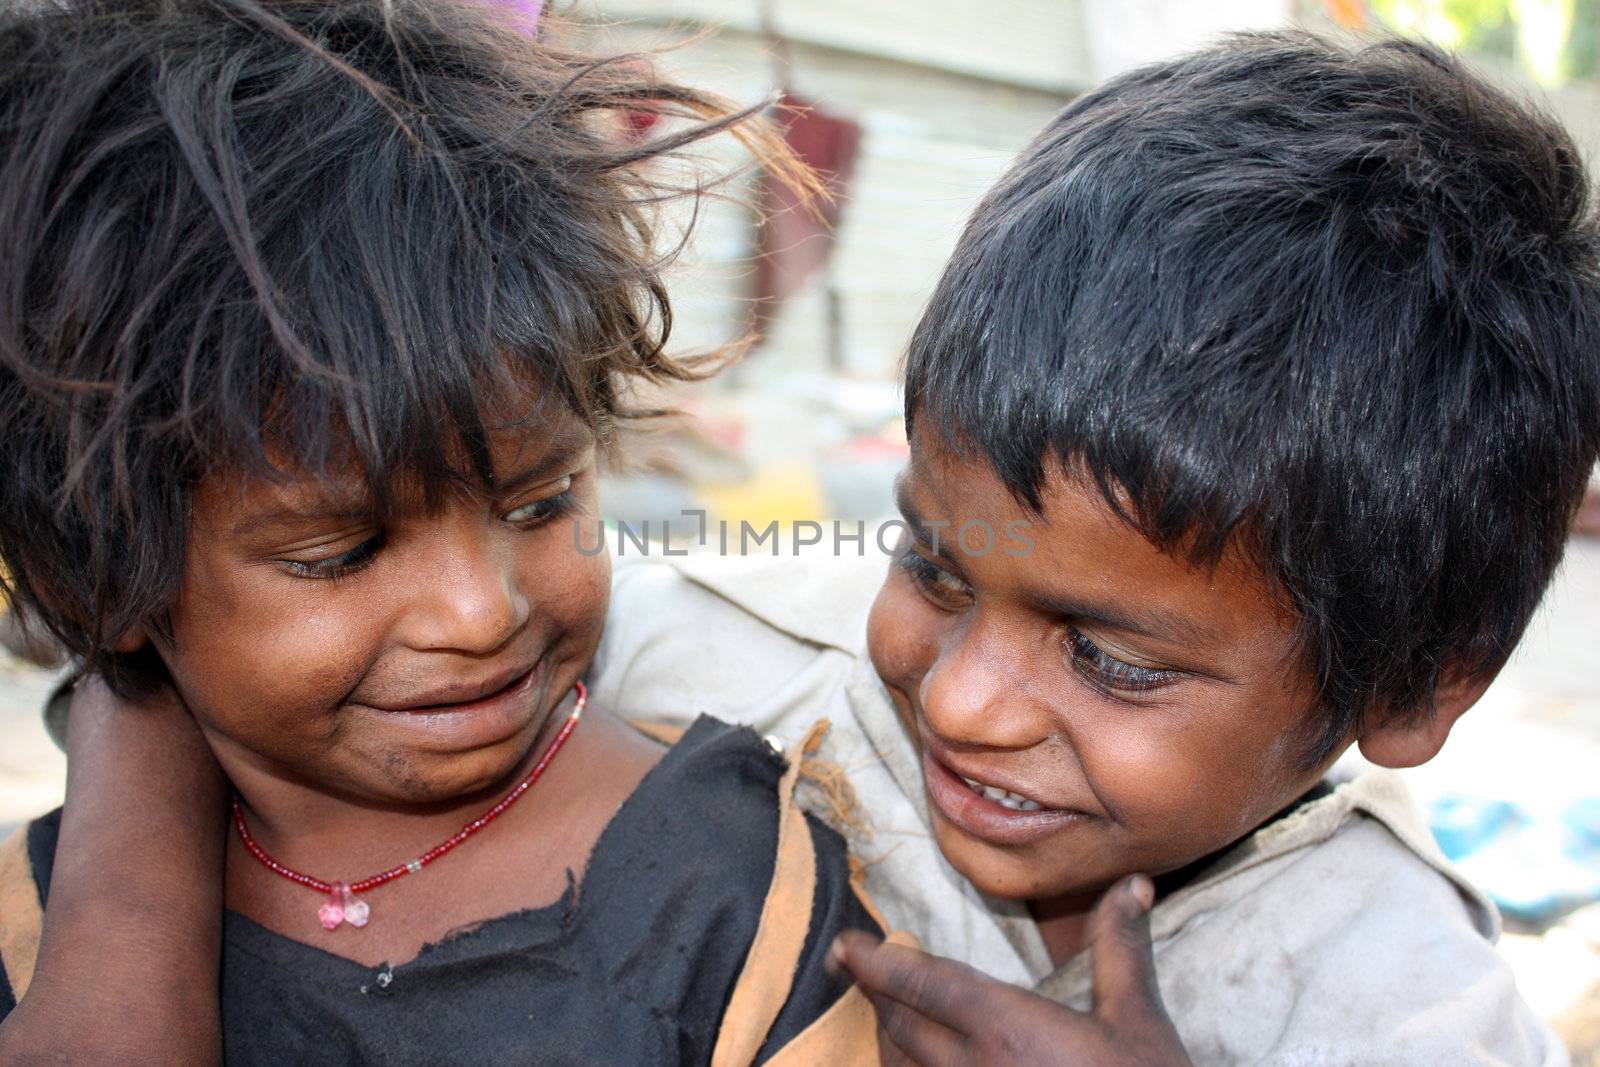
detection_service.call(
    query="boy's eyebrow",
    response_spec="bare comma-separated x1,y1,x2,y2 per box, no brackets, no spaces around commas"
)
893,476,964,571
894,476,1222,646
1025,590,1223,648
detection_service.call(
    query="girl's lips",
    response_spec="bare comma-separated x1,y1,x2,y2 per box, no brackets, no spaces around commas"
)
356,661,547,752
369,663,537,713
921,749,1090,847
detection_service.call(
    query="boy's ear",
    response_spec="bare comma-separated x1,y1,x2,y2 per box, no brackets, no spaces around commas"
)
1356,663,1495,769
109,623,150,654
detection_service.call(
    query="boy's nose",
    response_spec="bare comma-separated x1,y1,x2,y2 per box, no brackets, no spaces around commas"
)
405,530,530,655
917,617,1051,751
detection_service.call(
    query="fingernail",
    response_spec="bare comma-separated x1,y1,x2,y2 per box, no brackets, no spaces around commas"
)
825,938,846,977
1126,874,1155,911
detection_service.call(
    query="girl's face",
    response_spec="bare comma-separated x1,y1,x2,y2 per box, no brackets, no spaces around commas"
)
867,423,1338,911
151,410,608,807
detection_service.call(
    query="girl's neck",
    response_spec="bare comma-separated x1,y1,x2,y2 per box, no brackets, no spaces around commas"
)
214,707,665,967
213,711,569,879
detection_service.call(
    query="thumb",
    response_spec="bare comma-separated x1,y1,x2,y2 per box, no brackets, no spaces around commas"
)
1088,874,1161,1017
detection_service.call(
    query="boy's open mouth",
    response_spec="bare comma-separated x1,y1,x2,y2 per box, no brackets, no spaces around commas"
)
956,775,1044,812
919,745,1091,846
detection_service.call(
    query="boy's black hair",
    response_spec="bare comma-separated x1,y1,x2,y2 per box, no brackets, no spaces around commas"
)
0,0,801,693
905,31,1600,761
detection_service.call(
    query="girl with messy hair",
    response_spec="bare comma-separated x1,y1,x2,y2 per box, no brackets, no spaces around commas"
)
0,1,891,1061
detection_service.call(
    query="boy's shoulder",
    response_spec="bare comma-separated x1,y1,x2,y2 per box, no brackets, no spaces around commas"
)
609,550,888,655
1041,768,1563,1065
592,553,888,735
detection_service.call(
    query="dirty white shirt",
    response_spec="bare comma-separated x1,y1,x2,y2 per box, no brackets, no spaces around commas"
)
589,551,1565,1067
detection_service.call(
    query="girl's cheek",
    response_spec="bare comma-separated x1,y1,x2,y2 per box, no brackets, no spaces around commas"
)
538,546,610,638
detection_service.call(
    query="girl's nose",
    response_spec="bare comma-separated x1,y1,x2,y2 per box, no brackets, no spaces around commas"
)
404,520,529,656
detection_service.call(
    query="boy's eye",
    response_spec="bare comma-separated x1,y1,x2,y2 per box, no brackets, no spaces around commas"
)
1068,628,1180,697
502,486,575,528
281,533,384,580
896,546,971,608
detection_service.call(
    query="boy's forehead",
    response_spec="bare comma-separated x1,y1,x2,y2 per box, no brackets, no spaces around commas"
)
901,423,1297,651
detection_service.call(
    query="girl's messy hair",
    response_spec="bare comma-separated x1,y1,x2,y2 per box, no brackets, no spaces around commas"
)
0,0,809,691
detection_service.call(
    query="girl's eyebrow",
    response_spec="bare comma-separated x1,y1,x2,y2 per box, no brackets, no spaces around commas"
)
491,435,588,495
229,496,372,538
231,429,594,536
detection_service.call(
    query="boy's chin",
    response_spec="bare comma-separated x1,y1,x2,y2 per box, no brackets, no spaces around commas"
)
931,819,1091,902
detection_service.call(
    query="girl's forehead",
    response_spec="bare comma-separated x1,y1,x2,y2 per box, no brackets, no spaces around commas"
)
197,416,595,530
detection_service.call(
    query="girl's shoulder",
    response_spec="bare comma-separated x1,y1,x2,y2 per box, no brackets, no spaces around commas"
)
576,712,863,969
574,714,881,1063
0,811,57,1021
0,724,888,1065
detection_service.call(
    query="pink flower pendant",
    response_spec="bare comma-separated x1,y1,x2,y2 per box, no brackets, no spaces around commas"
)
341,884,371,927
317,887,344,930
317,883,370,930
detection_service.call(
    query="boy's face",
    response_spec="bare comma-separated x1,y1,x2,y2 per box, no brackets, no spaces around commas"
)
867,423,1338,905
150,410,608,807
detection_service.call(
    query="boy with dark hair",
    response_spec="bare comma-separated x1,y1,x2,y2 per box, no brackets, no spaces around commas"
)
612,31,1595,1063
6,25,1593,1066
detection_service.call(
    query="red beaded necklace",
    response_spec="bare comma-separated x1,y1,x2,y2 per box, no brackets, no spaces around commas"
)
233,681,586,931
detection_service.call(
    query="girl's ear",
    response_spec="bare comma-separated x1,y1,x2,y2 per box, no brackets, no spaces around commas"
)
1356,663,1496,769
110,624,149,653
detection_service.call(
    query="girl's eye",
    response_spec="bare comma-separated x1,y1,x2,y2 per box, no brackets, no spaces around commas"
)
503,488,575,528
283,533,384,580
896,546,970,608
1068,628,1179,696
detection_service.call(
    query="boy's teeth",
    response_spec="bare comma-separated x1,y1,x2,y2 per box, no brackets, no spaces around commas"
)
959,775,1043,812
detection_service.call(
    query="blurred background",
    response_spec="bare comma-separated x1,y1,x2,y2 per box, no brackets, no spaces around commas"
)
4,0,1600,1058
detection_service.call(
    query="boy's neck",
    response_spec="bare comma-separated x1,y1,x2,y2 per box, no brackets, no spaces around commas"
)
1028,780,1336,968
1028,891,1101,967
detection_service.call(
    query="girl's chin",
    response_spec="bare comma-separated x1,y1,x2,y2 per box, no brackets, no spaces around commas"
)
319,728,546,809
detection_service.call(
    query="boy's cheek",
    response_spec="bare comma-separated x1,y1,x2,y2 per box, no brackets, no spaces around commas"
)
934,728,1300,901
865,576,938,724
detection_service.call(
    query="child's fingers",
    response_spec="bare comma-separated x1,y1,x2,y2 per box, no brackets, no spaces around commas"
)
829,930,993,1035
874,1027,918,1067
1087,874,1162,1018
863,990,967,1067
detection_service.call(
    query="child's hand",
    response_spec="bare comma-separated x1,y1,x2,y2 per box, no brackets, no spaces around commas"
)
830,876,1191,1067
0,676,226,1064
